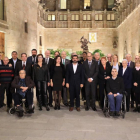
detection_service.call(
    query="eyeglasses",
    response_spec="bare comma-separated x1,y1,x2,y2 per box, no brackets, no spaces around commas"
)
38,57,43,59
19,73,25,74
135,58,139,59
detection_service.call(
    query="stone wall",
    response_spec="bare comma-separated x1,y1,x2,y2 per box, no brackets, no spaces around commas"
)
4,0,37,58
117,5,140,61
43,28,117,55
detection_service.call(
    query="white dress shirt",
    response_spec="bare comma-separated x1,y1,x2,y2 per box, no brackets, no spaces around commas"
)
45,57,49,64
22,61,26,66
32,56,37,63
73,63,78,73
123,67,127,75
13,59,17,68
113,63,119,72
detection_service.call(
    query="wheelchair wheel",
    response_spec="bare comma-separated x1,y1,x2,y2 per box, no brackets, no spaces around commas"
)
9,108,16,115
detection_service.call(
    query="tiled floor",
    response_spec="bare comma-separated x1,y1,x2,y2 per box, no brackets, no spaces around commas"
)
0,100,140,140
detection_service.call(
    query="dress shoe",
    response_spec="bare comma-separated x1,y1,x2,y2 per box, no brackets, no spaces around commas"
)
54,105,57,110
131,104,134,108
49,104,53,107
85,106,89,111
126,108,129,112
115,111,120,116
133,108,138,112
92,107,97,111
109,111,115,116
76,107,80,112
57,105,60,110
64,103,68,106
69,107,74,111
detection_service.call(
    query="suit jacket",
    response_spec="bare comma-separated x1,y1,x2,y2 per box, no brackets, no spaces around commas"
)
15,61,32,77
27,56,37,64
66,63,84,86
129,61,135,69
43,57,54,70
118,67,132,89
11,76,35,90
9,58,21,70
62,59,70,69
83,60,99,83
98,62,112,83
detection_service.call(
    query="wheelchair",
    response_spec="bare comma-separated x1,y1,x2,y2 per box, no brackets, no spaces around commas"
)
103,91,127,119
9,88,35,117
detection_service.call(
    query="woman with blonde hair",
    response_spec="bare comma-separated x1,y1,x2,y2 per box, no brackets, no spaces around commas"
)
110,54,122,72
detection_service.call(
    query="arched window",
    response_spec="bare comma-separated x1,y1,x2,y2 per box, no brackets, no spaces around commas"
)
60,0,67,9
0,0,4,20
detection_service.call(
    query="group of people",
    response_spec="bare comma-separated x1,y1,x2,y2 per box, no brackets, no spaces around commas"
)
0,49,140,116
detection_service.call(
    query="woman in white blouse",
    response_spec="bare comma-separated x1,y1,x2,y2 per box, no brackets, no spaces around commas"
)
110,54,122,72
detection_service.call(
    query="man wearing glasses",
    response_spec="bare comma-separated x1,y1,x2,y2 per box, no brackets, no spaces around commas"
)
107,54,112,65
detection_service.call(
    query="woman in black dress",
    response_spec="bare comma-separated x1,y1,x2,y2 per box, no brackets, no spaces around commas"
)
133,60,140,112
98,57,112,110
33,54,50,111
50,56,65,110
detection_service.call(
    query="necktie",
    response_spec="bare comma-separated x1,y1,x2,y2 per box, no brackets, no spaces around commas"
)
46,58,48,64
127,62,130,67
23,62,25,70
63,59,65,65
89,62,91,69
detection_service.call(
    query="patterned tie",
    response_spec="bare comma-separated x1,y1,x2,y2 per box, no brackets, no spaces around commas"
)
23,62,25,70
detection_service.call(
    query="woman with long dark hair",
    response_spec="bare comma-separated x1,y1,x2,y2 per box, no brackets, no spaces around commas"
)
50,55,65,110
33,54,50,111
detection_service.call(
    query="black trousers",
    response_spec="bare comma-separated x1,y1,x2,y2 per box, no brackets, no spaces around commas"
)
13,90,33,106
125,88,131,110
135,91,140,108
62,86,68,104
47,86,53,105
0,83,12,108
69,84,80,107
85,81,96,108
99,82,106,109
81,85,86,100
36,81,48,106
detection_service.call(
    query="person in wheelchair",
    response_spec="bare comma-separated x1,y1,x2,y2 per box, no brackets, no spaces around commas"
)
11,70,35,115
106,68,125,116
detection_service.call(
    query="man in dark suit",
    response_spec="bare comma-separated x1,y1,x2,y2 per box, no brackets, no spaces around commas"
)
27,49,37,65
118,59,132,112
106,68,124,116
126,54,135,69
15,53,32,77
61,51,70,106
80,52,87,101
106,53,112,65
94,52,101,65
126,54,135,108
9,51,21,71
83,52,99,111
44,50,54,107
0,54,3,65
66,55,84,112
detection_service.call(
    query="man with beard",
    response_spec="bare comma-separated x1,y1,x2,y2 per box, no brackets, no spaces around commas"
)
27,49,37,65
66,55,84,112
